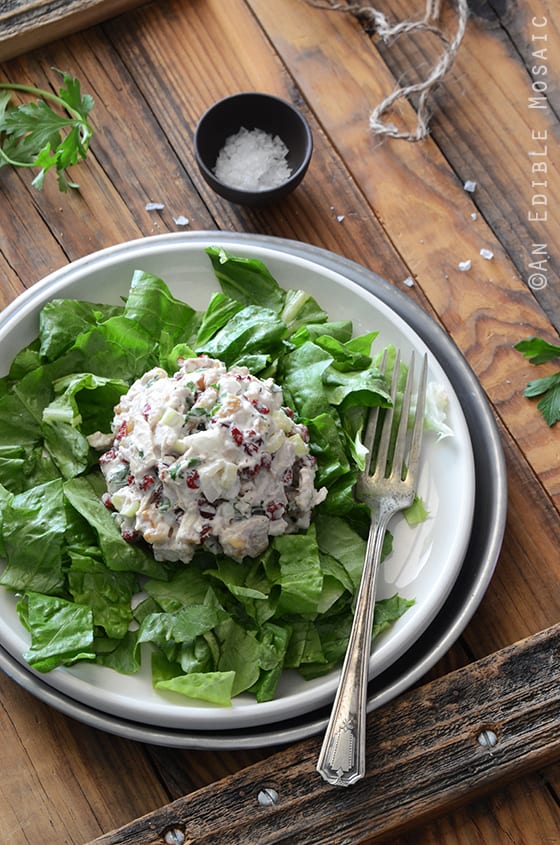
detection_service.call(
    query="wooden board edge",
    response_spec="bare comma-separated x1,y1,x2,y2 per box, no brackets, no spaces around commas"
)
84,622,560,845
0,0,150,63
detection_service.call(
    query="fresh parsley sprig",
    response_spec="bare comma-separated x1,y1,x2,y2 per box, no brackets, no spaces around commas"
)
515,336,560,426
0,69,94,192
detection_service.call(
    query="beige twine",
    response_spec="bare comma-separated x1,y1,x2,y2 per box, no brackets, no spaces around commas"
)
306,0,469,141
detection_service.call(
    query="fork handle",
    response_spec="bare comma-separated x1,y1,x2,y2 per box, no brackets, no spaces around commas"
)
316,505,393,787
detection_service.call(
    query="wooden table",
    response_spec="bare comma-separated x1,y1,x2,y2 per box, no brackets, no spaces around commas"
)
1,0,559,842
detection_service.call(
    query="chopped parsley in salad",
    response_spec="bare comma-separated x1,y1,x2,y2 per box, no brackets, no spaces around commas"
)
0,247,449,706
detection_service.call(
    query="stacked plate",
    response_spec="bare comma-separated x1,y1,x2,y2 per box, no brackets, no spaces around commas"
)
0,233,506,749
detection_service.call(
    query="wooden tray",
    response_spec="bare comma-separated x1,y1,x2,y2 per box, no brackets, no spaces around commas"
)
0,0,149,62
85,623,560,844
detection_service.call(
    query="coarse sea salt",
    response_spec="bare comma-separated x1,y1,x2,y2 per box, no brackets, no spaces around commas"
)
214,127,292,191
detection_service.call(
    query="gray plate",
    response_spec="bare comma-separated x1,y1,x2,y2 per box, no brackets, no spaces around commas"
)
0,233,507,749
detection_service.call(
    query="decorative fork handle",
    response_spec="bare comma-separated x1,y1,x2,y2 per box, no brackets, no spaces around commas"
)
316,505,394,787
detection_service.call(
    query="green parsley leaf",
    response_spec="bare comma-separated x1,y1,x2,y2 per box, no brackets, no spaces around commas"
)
515,336,560,365
0,69,94,192
515,336,560,426
524,372,560,426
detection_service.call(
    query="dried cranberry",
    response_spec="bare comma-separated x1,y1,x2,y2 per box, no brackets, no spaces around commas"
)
99,449,117,464
139,475,155,491
251,398,270,414
127,474,134,485
230,425,244,446
121,528,139,543
266,501,284,519
200,524,212,540
101,492,114,510
142,403,151,420
239,465,260,480
283,406,295,418
186,469,200,489
243,440,261,456
115,420,128,441
260,453,272,470
198,497,216,518
282,468,294,485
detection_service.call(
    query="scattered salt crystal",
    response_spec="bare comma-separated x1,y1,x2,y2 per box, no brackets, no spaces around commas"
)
336,215,345,223
173,215,190,226
463,180,477,193
471,212,478,220
145,201,165,211
403,276,414,287
214,127,292,191
458,260,472,271
480,248,494,260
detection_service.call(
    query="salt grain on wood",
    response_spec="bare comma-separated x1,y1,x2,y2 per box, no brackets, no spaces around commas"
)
214,127,292,191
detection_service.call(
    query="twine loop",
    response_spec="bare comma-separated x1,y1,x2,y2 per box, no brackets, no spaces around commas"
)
306,0,469,140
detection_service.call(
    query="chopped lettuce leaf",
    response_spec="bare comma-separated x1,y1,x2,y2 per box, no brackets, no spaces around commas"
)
67,551,137,638
0,479,67,594
18,591,95,672
205,246,285,312
404,495,430,525
156,670,236,706
63,476,168,579
423,381,454,441
273,527,323,616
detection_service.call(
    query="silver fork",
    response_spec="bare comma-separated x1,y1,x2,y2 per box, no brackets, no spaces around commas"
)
316,349,428,787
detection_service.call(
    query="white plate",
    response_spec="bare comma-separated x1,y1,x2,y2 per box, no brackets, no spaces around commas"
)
0,233,475,731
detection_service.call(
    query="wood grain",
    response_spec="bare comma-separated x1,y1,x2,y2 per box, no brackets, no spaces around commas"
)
0,0,150,61
0,1,559,843
371,0,560,327
247,0,560,506
86,623,560,845
0,670,171,842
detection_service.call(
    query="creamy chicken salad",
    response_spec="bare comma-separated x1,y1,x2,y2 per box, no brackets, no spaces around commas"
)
98,356,326,563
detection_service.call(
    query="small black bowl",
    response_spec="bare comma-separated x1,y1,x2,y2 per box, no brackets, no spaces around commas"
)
194,92,313,207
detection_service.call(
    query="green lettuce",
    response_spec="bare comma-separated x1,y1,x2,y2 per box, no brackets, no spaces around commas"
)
0,248,421,706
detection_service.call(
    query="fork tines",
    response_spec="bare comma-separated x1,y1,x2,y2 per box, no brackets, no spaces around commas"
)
364,350,428,484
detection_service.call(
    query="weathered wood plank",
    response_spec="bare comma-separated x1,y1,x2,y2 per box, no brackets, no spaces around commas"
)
371,0,560,327
0,669,171,843
0,0,150,61
101,0,417,295
390,766,560,845
0,38,217,281
86,623,560,845
247,0,560,507
0,3,559,845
